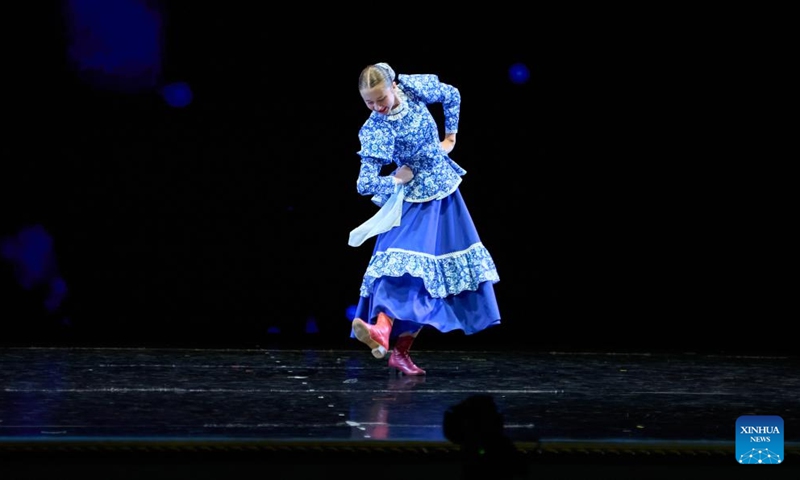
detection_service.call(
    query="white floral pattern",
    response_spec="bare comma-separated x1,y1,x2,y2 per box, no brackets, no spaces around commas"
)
356,74,466,207
359,243,499,299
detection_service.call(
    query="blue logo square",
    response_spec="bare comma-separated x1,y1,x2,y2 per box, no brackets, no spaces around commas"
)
736,415,784,464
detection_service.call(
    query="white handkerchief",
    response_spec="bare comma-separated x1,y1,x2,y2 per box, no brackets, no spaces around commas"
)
348,184,404,247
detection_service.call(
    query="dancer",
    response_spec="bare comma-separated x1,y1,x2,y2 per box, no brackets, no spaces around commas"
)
348,62,501,376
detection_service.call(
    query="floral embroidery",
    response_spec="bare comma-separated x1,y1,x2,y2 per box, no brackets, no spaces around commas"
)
359,243,500,298
356,74,466,207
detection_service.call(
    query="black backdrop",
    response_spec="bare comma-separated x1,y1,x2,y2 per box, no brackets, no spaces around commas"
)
1,4,790,355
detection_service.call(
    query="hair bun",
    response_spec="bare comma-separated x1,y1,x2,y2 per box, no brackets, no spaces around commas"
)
375,62,396,82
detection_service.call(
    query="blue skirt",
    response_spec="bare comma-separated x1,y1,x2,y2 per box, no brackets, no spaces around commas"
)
352,189,501,339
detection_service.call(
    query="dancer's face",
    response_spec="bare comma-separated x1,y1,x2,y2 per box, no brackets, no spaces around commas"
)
360,81,398,115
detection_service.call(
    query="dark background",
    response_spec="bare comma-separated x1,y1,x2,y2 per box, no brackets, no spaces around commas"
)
1,3,790,354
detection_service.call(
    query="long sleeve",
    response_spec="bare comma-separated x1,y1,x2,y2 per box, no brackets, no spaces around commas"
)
398,74,461,134
357,155,396,201
357,120,398,206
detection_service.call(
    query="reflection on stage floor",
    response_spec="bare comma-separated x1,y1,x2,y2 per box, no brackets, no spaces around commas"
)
1,346,798,478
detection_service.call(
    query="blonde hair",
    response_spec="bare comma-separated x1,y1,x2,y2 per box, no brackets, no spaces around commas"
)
358,62,396,90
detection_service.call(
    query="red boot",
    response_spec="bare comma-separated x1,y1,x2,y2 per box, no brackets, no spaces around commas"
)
388,334,426,376
352,312,393,359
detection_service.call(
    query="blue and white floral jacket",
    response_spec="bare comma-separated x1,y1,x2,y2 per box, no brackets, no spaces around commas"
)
356,74,466,207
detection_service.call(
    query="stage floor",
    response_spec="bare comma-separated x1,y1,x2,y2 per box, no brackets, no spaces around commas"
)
1,346,798,478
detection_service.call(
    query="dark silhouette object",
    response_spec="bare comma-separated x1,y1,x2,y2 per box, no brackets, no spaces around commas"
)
443,394,528,479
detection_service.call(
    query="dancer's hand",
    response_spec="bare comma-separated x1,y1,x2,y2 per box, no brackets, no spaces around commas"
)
393,165,414,184
441,133,456,154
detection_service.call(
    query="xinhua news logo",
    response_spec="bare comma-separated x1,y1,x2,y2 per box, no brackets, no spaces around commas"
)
736,415,784,465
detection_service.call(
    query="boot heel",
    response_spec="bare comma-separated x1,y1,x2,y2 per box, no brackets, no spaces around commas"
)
387,335,426,376
372,345,387,359
352,316,392,359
